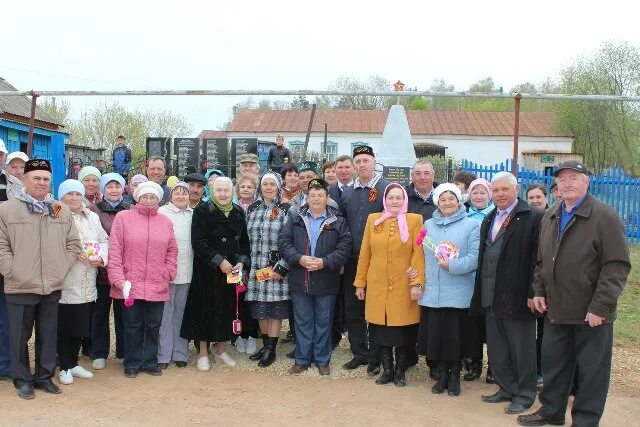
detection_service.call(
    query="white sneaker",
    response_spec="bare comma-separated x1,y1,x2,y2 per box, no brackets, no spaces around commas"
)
70,365,94,379
197,356,210,371
215,351,237,367
92,358,106,370
235,337,247,354
246,337,257,355
59,369,74,385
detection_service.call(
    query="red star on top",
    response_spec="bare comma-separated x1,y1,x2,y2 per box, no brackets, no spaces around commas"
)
393,80,405,91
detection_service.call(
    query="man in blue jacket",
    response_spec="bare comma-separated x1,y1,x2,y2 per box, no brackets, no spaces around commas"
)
112,135,132,178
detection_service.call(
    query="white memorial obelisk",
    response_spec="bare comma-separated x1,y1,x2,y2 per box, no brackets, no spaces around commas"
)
376,104,417,172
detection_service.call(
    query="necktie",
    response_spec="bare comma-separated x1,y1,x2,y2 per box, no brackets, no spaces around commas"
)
492,210,507,240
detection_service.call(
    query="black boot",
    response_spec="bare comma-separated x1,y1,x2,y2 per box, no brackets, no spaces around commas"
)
258,337,278,367
393,347,407,387
250,334,268,361
431,362,449,394
486,365,495,384
463,357,482,381
375,347,394,385
447,362,461,396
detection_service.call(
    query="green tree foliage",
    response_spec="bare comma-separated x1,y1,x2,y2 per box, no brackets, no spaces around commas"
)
290,95,310,110
554,40,640,174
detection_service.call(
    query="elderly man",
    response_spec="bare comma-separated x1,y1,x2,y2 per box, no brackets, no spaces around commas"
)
146,156,170,205
406,160,438,221
238,153,261,177
0,160,81,399
470,171,544,415
183,173,207,208
518,161,630,427
340,145,390,374
267,134,291,173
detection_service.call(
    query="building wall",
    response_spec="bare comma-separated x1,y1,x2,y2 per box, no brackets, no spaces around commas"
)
228,132,573,167
0,120,69,195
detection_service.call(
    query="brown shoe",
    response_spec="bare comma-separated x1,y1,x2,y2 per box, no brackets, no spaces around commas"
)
318,365,330,376
288,364,309,375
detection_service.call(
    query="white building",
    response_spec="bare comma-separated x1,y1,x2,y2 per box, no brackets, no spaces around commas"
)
215,109,573,168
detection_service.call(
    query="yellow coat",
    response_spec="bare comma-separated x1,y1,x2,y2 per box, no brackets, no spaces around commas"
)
354,213,425,326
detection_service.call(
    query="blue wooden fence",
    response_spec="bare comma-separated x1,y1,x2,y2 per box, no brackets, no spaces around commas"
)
462,159,640,243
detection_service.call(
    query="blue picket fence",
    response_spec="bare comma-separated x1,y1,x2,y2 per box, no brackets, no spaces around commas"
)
462,159,640,243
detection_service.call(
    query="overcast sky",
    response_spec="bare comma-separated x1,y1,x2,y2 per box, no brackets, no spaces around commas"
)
2,0,639,137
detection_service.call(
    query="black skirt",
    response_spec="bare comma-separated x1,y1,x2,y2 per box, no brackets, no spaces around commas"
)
370,323,418,348
58,303,92,338
416,306,471,362
251,300,289,320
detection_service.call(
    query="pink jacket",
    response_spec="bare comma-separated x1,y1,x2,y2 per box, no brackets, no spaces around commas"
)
107,204,178,302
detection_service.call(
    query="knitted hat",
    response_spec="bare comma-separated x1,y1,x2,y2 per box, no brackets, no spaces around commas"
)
78,166,102,183
6,152,28,164
433,183,462,203
170,181,189,195
99,173,126,194
133,181,163,202
130,174,148,186
58,179,86,200
468,178,492,199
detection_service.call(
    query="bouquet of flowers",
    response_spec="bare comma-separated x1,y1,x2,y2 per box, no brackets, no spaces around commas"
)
83,242,101,261
416,229,460,261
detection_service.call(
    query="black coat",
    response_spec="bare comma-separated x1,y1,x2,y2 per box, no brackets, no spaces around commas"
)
181,201,250,342
279,206,352,295
406,182,438,221
470,199,544,319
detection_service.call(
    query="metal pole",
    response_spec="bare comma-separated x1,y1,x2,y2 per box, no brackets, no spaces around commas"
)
322,123,328,166
26,91,38,157
0,89,639,102
512,93,522,176
303,103,317,160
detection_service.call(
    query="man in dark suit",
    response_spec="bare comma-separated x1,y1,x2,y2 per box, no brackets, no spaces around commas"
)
327,155,355,350
470,171,544,416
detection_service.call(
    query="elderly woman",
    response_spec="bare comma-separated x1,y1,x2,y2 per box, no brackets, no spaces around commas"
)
107,181,178,378
56,179,109,385
88,173,131,369
279,163,300,204
157,183,193,369
417,183,480,397
202,169,225,202
78,166,102,204
463,178,495,382
354,183,425,387
236,173,258,212
467,178,495,220
181,177,250,370
280,178,351,376
244,173,291,367
123,174,148,205
233,173,260,355
4,151,28,199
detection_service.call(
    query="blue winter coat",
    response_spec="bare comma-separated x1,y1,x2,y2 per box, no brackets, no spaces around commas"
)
419,206,480,309
467,201,495,221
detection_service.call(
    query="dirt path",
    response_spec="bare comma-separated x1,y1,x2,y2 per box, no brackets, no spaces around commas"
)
1,343,638,426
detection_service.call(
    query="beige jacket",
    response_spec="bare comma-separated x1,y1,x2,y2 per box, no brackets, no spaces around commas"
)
0,197,81,295
60,208,109,304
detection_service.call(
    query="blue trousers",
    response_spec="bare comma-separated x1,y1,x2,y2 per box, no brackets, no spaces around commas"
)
0,277,10,375
121,300,164,371
292,292,336,366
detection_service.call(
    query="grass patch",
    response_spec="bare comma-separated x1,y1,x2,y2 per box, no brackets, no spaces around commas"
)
615,244,640,348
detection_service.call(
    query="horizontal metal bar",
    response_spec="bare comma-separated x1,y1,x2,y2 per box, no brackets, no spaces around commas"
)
0,89,639,102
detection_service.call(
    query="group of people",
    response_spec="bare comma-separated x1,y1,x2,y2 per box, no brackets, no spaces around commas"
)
0,134,632,427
